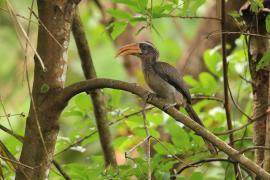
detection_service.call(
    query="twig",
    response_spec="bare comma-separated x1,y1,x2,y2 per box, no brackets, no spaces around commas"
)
29,9,63,48
0,124,23,142
0,112,25,118
239,146,270,154
215,112,266,136
5,0,46,71
0,7,37,23
125,136,150,157
192,95,224,103
227,81,252,121
220,0,239,178
142,102,151,180
0,155,34,170
229,137,252,145
52,160,71,180
0,96,13,131
174,158,235,176
206,31,270,40
72,10,116,166
156,15,221,21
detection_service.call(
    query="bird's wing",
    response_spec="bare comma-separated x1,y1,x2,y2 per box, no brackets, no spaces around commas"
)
153,62,192,103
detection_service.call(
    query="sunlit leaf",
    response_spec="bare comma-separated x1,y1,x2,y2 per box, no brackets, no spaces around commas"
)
204,49,222,76
107,9,132,20
111,22,128,40
256,51,270,71
167,121,190,149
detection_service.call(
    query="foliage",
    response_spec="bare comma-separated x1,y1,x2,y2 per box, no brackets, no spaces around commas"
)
0,0,257,179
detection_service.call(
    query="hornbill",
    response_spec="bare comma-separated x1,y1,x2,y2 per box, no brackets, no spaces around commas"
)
116,41,218,154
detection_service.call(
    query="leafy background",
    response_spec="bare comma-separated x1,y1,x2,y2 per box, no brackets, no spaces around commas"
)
0,0,260,179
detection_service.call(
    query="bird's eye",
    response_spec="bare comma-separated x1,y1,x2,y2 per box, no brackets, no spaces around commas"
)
139,43,148,54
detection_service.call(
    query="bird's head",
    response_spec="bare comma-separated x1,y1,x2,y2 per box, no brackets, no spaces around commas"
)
116,42,159,61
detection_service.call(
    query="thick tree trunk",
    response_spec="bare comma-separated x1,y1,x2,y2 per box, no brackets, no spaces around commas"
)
16,1,76,179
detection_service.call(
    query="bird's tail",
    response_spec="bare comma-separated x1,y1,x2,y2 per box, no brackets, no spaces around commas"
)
185,104,218,155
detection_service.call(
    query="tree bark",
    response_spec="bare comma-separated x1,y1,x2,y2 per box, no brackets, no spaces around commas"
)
16,1,76,179
72,11,116,166
249,34,269,172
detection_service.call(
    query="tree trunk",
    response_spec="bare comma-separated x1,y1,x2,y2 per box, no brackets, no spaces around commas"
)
249,34,269,173
16,1,76,179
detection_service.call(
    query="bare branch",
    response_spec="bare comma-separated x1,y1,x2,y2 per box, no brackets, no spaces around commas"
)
59,78,270,179
72,10,116,166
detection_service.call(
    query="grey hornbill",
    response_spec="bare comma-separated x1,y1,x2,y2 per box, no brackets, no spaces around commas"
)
116,41,218,154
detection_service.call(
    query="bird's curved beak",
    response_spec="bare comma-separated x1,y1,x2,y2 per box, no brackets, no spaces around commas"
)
115,43,141,57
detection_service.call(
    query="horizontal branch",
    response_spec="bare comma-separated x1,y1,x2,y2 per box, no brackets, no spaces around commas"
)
60,78,270,179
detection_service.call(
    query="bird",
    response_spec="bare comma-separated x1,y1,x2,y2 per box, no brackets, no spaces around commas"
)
116,41,218,154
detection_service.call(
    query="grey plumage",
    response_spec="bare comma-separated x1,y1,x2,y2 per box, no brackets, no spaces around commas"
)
117,42,218,154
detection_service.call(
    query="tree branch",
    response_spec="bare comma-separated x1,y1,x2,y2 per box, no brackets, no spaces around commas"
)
72,10,116,166
59,78,270,179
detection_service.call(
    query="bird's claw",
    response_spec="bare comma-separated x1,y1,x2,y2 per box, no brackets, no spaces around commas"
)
163,103,177,111
146,93,156,102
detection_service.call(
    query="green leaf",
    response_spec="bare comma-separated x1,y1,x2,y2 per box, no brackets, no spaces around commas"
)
107,9,132,19
137,0,148,10
183,75,198,87
203,49,222,76
167,122,190,149
112,136,129,149
153,142,176,155
250,0,263,13
266,14,270,32
256,52,270,71
190,172,203,180
190,0,205,14
126,115,143,129
75,93,92,112
111,22,128,40
112,0,138,11
198,72,218,95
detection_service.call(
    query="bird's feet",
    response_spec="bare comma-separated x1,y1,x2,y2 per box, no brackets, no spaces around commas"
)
163,103,177,111
146,93,156,103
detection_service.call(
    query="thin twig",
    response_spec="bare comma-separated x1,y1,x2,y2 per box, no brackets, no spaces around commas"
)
174,158,235,176
0,96,13,131
192,95,224,103
125,136,150,157
220,0,238,178
206,31,270,40
239,146,270,154
29,9,63,48
215,112,266,136
52,160,71,180
5,0,46,71
142,102,151,180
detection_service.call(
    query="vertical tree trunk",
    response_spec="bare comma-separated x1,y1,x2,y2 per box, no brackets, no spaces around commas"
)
16,1,76,179
264,68,270,172
249,36,269,167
